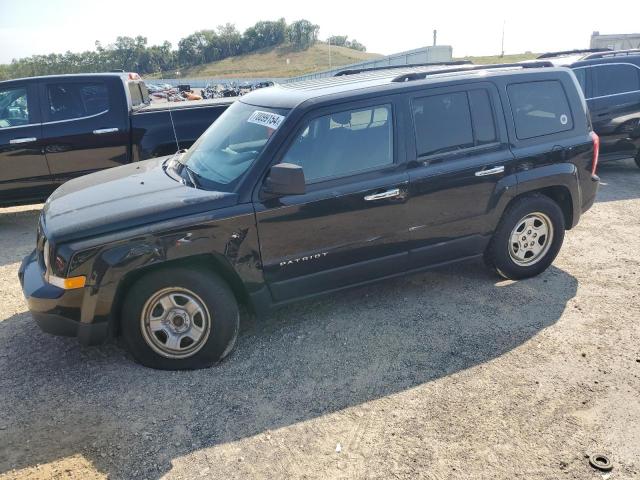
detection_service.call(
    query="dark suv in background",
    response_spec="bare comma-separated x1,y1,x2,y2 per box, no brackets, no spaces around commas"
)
20,62,599,370
537,48,640,168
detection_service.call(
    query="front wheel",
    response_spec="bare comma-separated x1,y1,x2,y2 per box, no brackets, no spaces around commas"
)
485,194,565,280
121,267,239,370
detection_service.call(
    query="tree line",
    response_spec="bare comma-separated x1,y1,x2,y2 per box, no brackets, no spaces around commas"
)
0,19,367,81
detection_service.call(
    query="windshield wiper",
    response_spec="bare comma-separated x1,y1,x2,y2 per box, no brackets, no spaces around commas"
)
182,164,201,188
163,150,200,188
164,151,184,176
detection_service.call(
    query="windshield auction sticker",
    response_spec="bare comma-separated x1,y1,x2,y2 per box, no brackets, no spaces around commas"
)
248,110,285,129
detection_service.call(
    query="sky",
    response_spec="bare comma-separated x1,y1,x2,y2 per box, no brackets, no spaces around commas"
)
1,0,639,64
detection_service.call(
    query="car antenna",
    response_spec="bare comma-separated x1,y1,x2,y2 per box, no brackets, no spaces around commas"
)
167,101,181,154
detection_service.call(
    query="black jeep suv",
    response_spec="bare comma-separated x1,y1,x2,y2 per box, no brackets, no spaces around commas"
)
19,62,600,369
537,48,640,168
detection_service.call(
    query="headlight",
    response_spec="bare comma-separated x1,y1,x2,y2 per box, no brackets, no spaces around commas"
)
43,240,86,290
43,240,51,272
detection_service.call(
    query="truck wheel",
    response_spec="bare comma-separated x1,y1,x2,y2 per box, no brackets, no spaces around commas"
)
484,194,565,280
121,267,239,370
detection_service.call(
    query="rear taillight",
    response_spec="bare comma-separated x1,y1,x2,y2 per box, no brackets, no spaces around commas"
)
590,131,600,175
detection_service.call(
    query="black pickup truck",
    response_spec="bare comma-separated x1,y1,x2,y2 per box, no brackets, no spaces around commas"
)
20,62,599,370
0,72,232,206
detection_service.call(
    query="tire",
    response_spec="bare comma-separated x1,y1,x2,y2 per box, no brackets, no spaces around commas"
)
484,194,565,280
121,267,239,370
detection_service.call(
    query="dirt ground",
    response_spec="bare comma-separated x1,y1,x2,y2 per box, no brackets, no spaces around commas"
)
0,159,639,480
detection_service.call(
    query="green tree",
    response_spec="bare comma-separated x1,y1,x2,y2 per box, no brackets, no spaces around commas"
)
327,35,348,47
243,18,287,52
346,39,366,52
327,35,367,51
286,19,319,50
217,23,242,58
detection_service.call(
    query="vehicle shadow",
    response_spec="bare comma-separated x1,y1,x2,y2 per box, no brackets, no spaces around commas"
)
595,158,640,203
0,261,577,479
0,206,41,268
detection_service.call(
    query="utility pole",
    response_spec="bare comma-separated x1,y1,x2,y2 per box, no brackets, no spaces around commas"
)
501,20,505,57
328,36,332,69
433,30,437,46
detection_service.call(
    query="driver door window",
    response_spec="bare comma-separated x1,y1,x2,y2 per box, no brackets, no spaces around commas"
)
281,104,393,183
0,87,30,128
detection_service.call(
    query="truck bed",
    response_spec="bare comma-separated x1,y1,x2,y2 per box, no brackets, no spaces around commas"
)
136,97,235,113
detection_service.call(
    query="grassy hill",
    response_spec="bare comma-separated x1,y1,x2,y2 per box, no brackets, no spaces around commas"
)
148,46,540,81
168,43,382,79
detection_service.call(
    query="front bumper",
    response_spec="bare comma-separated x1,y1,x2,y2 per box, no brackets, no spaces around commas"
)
18,250,109,345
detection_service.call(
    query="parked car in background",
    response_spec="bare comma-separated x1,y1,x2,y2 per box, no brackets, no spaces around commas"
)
535,48,640,168
19,61,599,369
0,72,232,206
253,81,275,90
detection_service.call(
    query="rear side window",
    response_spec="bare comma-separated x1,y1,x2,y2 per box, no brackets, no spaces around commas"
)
507,81,573,140
592,64,640,97
412,89,497,157
46,82,109,121
281,104,393,183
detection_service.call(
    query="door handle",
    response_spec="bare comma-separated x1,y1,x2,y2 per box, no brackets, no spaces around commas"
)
364,188,401,201
93,128,119,135
9,137,37,144
475,166,505,177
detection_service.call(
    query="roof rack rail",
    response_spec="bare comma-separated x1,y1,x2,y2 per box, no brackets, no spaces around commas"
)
537,48,611,59
581,48,640,60
334,60,472,77
391,61,554,83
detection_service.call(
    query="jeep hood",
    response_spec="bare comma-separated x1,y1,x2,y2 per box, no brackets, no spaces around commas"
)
42,156,238,243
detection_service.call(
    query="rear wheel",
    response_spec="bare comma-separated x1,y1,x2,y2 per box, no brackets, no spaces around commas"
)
485,194,565,280
121,267,239,370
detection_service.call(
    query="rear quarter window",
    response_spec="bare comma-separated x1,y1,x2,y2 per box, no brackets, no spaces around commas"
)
508,80,573,140
128,81,145,107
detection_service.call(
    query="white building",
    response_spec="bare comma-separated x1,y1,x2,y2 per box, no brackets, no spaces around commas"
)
590,32,640,50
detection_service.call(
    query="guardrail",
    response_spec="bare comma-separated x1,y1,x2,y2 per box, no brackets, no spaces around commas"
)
283,45,453,83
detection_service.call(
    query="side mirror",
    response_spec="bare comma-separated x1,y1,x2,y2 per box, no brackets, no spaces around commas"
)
263,163,305,197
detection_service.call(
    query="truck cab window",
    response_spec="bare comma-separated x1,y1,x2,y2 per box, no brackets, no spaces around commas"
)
281,104,393,183
0,87,29,128
46,82,109,121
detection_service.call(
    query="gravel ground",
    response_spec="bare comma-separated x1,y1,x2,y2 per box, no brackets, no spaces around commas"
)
0,159,639,480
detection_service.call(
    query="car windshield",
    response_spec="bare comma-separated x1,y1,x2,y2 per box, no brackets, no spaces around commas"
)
181,101,288,190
